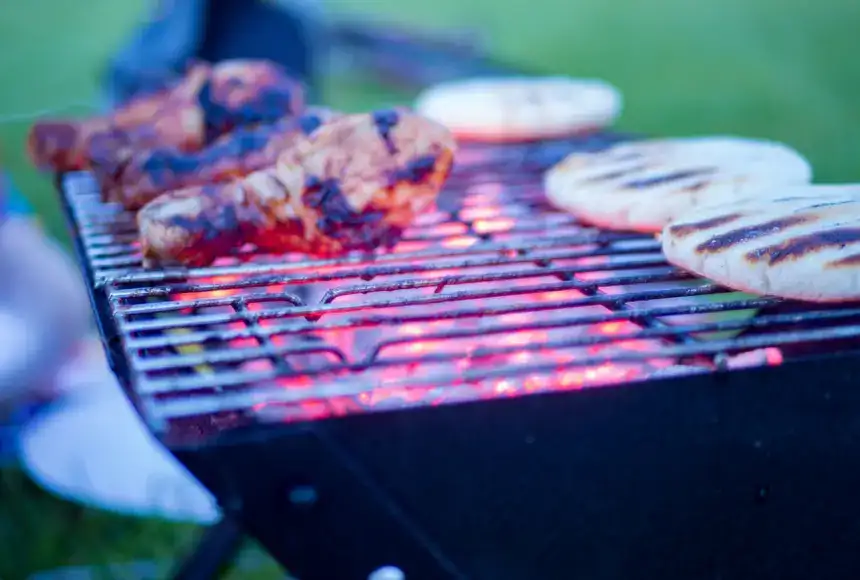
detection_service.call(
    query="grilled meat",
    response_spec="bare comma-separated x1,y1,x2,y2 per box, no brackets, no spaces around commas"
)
197,59,306,138
100,108,337,211
27,60,305,172
28,64,211,172
138,110,457,267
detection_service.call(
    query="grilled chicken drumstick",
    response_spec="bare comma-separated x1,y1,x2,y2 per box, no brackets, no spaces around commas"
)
27,60,305,172
138,110,457,268
98,108,339,211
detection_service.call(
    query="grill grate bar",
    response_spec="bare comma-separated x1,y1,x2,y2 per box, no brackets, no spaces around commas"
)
98,230,650,286
132,342,348,372
56,131,860,430
594,285,706,346
114,262,681,315
117,276,723,334
124,295,785,351
142,323,860,420
107,246,666,301
88,244,139,258
115,290,305,315
133,310,788,374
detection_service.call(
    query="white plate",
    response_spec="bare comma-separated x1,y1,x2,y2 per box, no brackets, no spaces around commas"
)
19,357,220,524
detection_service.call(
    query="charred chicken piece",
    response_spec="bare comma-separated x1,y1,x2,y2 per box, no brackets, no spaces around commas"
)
137,181,261,268
198,59,306,138
103,108,337,211
27,59,305,172
28,64,211,172
138,109,457,268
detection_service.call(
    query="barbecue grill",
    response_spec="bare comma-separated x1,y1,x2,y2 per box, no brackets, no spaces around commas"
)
57,29,860,580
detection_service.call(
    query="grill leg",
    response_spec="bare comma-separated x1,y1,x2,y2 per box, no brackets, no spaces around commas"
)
169,517,245,580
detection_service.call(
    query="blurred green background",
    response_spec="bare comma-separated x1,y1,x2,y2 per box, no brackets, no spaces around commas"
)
1,0,858,577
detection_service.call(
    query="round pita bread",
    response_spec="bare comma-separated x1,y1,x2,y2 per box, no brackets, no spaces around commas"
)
544,136,813,232
661,184,860,302
413,76,622,142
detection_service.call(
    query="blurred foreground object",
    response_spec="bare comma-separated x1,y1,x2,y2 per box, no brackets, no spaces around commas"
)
105,0,325,107
20,360,218,523
0,173,90,406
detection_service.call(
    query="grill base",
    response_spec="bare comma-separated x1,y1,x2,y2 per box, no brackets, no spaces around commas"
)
174,353,860,580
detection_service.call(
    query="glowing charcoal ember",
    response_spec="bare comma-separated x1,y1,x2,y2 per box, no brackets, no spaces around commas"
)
381,215,471,252
441,236,478,249
228,336,258,349
596,321,629,335
555,363,643,389
390,239,433,253
573,252,765,342
153,278,282,376
411,211,457,228
239,358,275,372
357,387,437,409
473,217,516,234
64,132,802,432
720,347,784,369
763,348,783,366
459,206,503,221
221,274,685,417
173,275,243,301
254,396,349,424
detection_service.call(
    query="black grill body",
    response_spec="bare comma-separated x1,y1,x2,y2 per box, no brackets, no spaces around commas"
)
55,28,860,580
173,357,860,580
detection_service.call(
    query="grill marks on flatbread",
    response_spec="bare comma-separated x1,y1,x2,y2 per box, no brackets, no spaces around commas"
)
622,168,716,190
691,215,814,256
661,186,860,302
544,137,813,232
664,213,743,238
749,228,860,266
667,198,860,267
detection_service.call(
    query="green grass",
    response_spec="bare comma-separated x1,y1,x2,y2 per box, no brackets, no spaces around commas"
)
1,0,859,577
0,2,151,245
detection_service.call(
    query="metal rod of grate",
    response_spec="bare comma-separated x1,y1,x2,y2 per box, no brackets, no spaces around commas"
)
60,139,860,427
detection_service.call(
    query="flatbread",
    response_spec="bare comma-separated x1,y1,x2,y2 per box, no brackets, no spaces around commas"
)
413,76,622,142
661,185,860,302
544,136,813,232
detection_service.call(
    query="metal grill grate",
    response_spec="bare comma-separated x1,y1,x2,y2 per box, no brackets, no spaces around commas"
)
60,136,860,437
